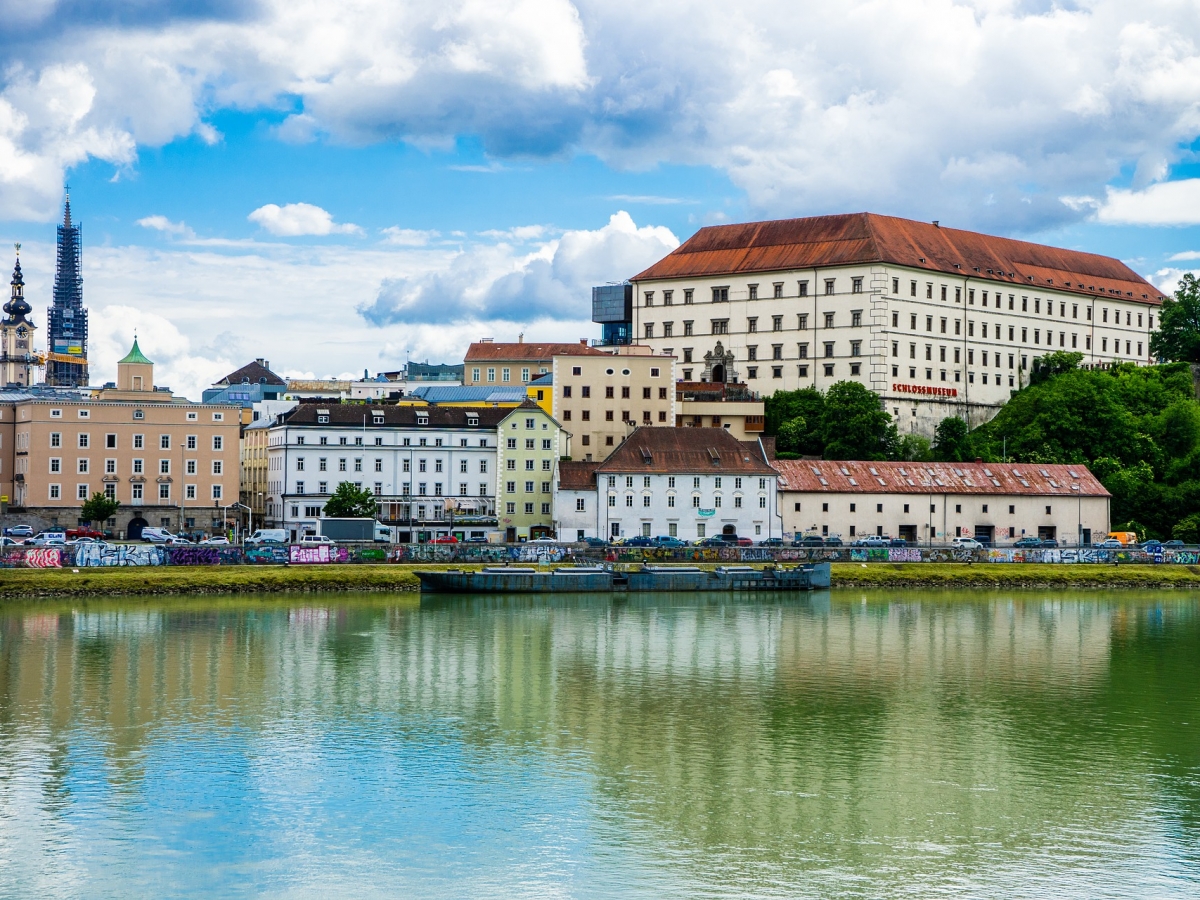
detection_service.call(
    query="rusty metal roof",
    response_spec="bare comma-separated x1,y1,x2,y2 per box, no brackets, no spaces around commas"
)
597,426,777,475
558,460,600,491
464,341,606,362
632,213,1164,306
772,459,1109,497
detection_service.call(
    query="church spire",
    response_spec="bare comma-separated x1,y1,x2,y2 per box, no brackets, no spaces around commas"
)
63,185,72,228
2,243,31,321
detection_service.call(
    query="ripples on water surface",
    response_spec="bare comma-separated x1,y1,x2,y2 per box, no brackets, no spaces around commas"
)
1,590,1198,898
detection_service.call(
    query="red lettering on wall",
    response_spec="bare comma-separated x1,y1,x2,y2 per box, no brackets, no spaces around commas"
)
891,383,959,398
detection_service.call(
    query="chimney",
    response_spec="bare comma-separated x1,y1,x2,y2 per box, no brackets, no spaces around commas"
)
518,333,524,343
933,220,940,227
579,339,587,346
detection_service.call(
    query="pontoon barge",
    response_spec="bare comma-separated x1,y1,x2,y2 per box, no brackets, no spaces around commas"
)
415,563,831,594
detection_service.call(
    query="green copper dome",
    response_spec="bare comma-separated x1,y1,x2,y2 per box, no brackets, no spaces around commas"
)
119,337,153,365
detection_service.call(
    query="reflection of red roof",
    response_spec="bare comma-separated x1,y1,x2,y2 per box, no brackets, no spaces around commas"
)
598,427,776,475
633,213,1164,305
772,459,1109,497
558,460,600,491
464,342,606,361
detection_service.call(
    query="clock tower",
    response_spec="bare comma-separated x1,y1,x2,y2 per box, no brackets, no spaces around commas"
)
0,244,37,387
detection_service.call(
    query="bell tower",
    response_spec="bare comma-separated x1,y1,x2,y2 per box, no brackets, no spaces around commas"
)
0,244,37,387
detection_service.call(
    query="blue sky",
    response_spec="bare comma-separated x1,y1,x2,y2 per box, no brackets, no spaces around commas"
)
2,0,1200,398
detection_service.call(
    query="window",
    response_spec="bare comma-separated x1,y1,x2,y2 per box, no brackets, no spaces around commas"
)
824,279,835,295
213,461,223,475
824,312,834,329
712,319,729,335
50,458,61,473
773,283,784,298
160,459,171,475
77,484,89,501
712,286,729,303
824,342,834,358
850,341,861,357
772,315,783,331
748,284,757,300
105,458,116,474
684,321,694,337
78,433,89,449
644,323,654,339
684,289,694,304
798,314,808,330
798,343,809,359
851,310,862,327
212,485,223,500
77,458,89,474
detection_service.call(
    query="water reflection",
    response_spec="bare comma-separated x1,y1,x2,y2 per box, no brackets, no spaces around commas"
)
0,592,1198,898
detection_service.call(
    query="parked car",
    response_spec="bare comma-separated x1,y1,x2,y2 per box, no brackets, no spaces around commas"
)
3,525,34,537
141,527,180,544
1012,536,1043,548
1140,540,1163,553
889,538,908,547
28,531,67,546
526,537,559,545
298,534,335,546
1095,538,1123,549
66,527,104,540
793,535,826,547
758,537,785,547
1040,539,1059,548
952,537,984,550
245,528,288,545
200,536,231,545
624,536,656,547
852,536,888,547
694,537,727,547
430,535,458,544
823,536,844,547
1163,540,1185,548
464,536,490,543
0,536,23,548
579,536,608,548
651,536,688,548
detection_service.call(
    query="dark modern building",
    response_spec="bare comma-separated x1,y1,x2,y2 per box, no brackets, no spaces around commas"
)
591,283,633,345
44,194,88,387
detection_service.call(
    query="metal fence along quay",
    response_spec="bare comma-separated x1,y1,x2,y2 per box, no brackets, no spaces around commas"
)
3,543,1198,568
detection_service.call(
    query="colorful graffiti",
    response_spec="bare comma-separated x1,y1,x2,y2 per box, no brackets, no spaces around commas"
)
75,543,164,567
23,548,63,568
288,544,350,564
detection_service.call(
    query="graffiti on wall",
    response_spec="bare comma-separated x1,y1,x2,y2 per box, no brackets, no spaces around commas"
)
75,543,164,567
24,548,63,568
288,544,350,564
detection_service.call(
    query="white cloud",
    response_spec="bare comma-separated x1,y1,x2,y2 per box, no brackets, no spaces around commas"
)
1169,251,1200,261
248,202,362,236
136,215,194,238
7,1,1200,229
359,210,678,325
380,226,440,246
1090,180,1200,226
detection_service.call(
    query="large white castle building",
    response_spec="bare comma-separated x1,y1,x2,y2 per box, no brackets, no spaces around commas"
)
629,213,1165,433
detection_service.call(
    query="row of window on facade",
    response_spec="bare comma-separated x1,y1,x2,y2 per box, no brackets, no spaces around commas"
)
46,432,223,450
891,334,1143,360
643,279,862,306
288,435,491,448
605,475,772,490
607,494,768,509
48,482,222,501
560,384,669,399
561,409,668,423
645,279,1153,310
294,456,490,473
469,365,550,383
44,408,225,422
49,457,224,476
292,481,491,497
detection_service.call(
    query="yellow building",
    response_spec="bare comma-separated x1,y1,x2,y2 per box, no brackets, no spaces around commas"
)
497,401,568,541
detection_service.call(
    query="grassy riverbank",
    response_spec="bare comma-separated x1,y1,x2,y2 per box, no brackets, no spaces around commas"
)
4,560,1200,600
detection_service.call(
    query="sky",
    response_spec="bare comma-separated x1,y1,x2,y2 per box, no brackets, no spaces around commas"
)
3,0,1200,399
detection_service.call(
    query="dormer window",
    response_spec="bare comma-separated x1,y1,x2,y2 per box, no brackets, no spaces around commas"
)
417,414,429,425
467,414,479,426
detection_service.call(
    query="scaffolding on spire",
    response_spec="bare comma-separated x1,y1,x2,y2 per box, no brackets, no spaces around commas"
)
44,189,88,386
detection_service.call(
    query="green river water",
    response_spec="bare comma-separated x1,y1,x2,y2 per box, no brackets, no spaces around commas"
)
0,589,1197,898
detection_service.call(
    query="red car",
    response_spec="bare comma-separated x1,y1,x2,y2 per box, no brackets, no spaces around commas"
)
66,527,104,540
430,536,458,544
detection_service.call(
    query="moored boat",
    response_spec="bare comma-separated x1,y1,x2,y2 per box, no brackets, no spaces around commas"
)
415,562,830,594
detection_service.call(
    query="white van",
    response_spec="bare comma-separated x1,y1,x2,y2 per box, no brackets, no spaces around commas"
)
298,534,335,546
141,527,179,543
245,528,289,545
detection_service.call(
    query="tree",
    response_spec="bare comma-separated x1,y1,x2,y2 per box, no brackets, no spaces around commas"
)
1029,351,1084,386
80,492,120,526
775,416,806,456
1173,513,1200,544
1151,272,1200,362
932,416,973,462
897,433,932,462
322,481,380,518
765,387,826,456
820,381,898,460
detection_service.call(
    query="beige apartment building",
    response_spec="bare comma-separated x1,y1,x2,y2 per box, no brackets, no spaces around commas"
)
0,339,240,537
241,417,271,526
496,401,568,541
550,346,676,461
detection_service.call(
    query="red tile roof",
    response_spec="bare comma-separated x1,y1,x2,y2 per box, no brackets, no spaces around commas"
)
632,213,1164,306
772,459,1109,497
558,460,600,491
597,427,777,475
464,342,607,362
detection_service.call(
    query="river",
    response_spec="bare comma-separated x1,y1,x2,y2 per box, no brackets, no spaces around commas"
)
0,590,1197,898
